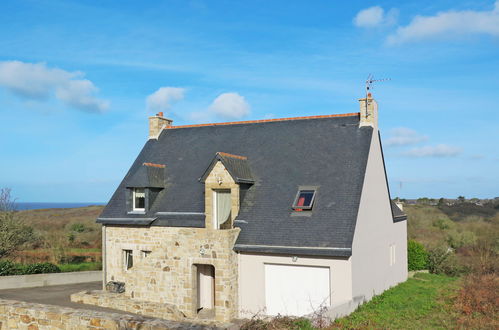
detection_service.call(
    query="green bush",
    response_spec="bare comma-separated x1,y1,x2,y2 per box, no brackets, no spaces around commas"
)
69,223,86,233
23,262,61,274
0,260,22,276
427,246,465,276
407,240,428,271
446,230,477,249
432,218,454,230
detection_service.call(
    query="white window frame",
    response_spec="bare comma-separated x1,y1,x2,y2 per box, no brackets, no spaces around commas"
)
123,249,133,271
212,190,218,229
141,250,151,258
389,244,396,266
133,188,146,211
292,189,317,210
212,189,231,229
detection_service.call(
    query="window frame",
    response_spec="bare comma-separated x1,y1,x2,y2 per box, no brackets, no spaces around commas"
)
141,250,151,258
212,189,232,229
292,189,317,211
132,188,146,211
123,249,133,271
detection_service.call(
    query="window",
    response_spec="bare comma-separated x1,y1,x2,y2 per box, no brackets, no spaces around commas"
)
141,250,151,258
133,188,145,211
389,244,396,266
292,189,316,211
123,249,133,270
213,189,231,229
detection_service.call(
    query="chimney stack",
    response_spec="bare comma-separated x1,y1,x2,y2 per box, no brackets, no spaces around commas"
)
149,112,173,139
359,93,378,128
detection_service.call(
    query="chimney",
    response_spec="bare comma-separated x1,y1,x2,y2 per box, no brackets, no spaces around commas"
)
359,93,378,128
149,112,173,139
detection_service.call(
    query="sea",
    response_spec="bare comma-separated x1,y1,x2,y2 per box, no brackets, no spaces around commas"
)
15,202,106,211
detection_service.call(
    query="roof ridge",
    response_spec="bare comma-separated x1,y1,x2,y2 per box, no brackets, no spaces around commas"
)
166,112,359,130
143,162,166,168
217,152,247,160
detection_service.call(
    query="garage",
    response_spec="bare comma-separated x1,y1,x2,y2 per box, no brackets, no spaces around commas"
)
264,264,331,316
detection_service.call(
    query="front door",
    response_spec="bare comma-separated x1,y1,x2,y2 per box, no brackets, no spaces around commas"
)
197,264,215,311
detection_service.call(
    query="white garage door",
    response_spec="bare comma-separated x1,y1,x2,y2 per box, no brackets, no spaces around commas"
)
265,264,330,316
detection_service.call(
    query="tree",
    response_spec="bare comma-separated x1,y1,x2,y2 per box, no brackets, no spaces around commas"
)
0,188,34,258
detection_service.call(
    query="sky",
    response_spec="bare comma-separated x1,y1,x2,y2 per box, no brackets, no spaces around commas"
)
0,0,498,202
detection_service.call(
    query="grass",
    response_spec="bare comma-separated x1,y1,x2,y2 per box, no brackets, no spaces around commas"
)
332,273,460,329
58,261,102,272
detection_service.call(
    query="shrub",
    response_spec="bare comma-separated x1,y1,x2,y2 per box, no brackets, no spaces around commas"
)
0,188,35,258
455,274,499,328
427,246,465,276
0,260,22,276
23,262,61,274
432,218,454,230
446,230,476,249
69,223,86,233
407,240,428,271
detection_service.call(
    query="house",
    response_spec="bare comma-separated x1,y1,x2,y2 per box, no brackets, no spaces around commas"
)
96,93,407,322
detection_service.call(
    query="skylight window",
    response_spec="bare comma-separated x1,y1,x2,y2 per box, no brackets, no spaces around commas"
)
292,189,316,211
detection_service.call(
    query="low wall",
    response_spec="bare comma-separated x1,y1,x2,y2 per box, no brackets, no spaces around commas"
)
71,290,186,321
0,299,217,329
0,271,102,290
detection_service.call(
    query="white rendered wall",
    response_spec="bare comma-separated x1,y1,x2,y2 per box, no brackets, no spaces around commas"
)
238,253,352,318
351,131,408,301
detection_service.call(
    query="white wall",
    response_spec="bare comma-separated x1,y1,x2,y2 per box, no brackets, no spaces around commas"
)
351,131,408,301
238,253,352,318
0,271,102,290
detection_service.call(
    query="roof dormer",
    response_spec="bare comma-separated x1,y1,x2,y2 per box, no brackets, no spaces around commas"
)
201,152,253,230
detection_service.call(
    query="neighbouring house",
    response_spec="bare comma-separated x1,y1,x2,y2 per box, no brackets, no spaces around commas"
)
96,93,407,322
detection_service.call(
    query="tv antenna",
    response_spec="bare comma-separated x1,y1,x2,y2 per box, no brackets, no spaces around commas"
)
364,74,391,118
365,74,391,97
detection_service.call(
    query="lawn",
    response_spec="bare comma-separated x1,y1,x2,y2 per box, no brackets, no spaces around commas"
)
332,273,460,329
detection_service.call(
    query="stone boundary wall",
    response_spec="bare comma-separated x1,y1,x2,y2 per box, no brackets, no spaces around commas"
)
71,290,186,321
0,271,102,290
0,299,219,330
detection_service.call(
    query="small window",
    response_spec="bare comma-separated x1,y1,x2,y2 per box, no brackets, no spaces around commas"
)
141,250,151,258
123,249,133,270
389,244,396,266
133,188,145,211
292,189,316,211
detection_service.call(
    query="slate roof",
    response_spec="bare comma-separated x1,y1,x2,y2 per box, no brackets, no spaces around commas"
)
98,113,375,257
200,152,254,184
391,201,407,222
126,163,166,188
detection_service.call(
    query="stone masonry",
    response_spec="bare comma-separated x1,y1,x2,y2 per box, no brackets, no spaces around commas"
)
0,299,218,330
104,160,242,322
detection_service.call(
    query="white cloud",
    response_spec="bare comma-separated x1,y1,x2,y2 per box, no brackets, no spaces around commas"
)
146,87,185,113
385,127,428,146
404,144,461,157
209,92,250,119
0,61,109,112
56,80,109,112
353,6,398,28
387,1,499,44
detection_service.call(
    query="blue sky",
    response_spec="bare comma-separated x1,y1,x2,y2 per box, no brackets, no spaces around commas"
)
0,0,498,202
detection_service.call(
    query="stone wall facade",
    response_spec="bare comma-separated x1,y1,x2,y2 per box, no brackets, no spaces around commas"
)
104,159,243,322
105,226,240,322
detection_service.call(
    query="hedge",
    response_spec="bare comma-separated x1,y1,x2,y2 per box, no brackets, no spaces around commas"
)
407,240,428,271
0,260,61,276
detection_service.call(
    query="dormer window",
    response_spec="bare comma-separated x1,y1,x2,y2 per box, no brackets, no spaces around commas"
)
133,188,146,211
292,189,316,211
